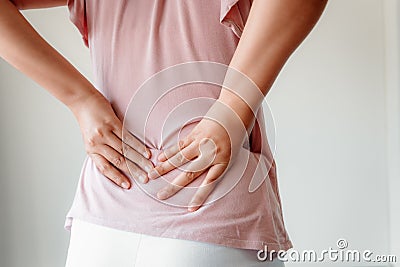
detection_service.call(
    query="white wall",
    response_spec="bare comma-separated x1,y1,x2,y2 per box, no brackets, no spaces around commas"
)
0,1,397,267
0,6,91,267
269,0,391,266
384,0,400,265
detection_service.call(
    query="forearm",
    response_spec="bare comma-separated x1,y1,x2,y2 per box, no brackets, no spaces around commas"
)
0,0,100,115
9,0,66,10
218,0,328,128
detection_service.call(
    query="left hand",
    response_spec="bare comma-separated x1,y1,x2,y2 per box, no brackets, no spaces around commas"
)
147,117,238,212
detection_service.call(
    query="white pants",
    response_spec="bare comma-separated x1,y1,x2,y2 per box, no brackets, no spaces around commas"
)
65,219,284,267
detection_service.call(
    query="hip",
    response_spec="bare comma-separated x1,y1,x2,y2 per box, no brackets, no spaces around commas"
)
65,218,285,267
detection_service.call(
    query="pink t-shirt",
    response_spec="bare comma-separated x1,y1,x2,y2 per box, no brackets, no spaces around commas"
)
65,0,293,251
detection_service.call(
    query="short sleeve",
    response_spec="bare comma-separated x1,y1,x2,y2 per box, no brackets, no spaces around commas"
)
67,0,89,47
220,0,252,39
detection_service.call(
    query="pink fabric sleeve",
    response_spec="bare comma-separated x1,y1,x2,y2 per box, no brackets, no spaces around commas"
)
220,0,253,38
67,0,88,47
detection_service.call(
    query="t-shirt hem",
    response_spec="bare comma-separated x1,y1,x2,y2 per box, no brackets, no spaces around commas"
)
64,214,293,252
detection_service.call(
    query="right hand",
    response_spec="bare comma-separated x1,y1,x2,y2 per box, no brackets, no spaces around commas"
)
72,92,154,189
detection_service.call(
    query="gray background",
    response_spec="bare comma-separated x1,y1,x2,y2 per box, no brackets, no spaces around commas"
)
0,0,399,266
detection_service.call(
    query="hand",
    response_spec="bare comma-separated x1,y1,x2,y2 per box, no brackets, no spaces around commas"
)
147,101,249,211
73,93,154,189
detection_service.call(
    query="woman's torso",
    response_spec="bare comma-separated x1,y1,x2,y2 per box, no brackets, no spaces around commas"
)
65,0,292,251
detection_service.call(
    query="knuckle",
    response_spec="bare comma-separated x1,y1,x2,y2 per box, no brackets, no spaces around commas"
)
98,162,110,173
178,139,186,150
185,171,196,181
112,156,124,168
166,184,178,194
121,143,128,152
121,128,131,139
94,127,105,138
175,153,184,164
87,136,96,147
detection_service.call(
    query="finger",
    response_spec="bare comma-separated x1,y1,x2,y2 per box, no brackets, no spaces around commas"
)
124,157,149,184
156,165,205,200
100,144,129,174
149,142,199,180
90,153,131,189
99,136,152,184
122,142,154,172
187,164,227,212
116,127,151,159
106,132,153,174
157,137,192,162
104,130,124,154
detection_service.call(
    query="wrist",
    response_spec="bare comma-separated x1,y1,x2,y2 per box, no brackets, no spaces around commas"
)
67,86,105,118
217,66,265,130
217,89,256,130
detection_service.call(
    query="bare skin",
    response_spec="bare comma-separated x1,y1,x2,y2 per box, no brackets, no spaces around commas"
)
150,0,329,211
0,0,328,211
0,0,154,189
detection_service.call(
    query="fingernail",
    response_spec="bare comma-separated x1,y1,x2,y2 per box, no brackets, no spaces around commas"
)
158,153,165,161
148,168,159,179
143,151,151,159
188,203,199,212
139,174,147,184
121,182,130,189
157,190,168,200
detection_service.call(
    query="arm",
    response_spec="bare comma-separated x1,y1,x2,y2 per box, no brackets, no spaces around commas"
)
9,0,66,10
0,0,153,188
0,0,94,109
150,0,328,211
219,0,328,128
